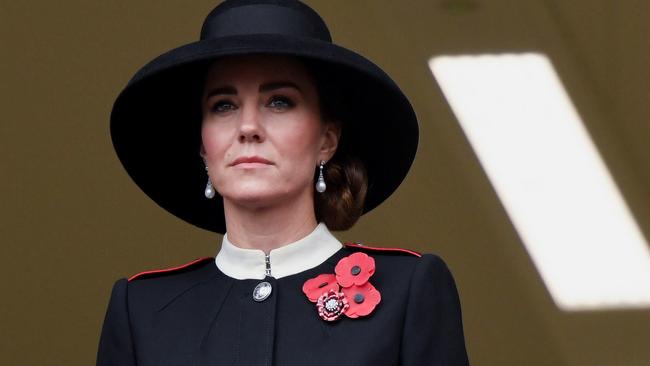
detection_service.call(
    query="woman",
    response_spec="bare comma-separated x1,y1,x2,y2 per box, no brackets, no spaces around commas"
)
98,1,469,365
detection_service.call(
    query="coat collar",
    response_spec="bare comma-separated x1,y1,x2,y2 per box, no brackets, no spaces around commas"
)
215,223,342,280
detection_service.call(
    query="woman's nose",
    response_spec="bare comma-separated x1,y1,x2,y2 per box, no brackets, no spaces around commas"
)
238,104,264,143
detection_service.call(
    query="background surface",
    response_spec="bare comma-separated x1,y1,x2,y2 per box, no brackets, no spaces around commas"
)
1,1,649,365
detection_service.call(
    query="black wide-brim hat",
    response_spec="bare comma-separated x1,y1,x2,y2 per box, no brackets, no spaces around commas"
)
110,0,419,234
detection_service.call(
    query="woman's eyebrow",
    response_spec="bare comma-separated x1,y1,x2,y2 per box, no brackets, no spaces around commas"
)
204,81,302,99
259,81,302,93
204,86,237,99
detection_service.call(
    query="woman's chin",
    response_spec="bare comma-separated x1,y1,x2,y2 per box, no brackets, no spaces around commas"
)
220,188,288,208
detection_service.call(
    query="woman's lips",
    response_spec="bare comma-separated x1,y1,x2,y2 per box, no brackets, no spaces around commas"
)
230,156,274,168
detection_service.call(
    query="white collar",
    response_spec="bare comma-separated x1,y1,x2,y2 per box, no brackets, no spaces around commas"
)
215,222,342,280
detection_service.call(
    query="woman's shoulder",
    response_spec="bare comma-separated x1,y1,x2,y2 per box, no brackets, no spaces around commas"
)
105,257,221,313
340,241,453,281
127,256,216,282
342,242,422,257
336,242,461,321
341,241,447,266
124,257,217,295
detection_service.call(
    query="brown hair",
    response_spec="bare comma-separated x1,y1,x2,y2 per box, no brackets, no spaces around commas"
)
307,60,368,230
314,154,367,230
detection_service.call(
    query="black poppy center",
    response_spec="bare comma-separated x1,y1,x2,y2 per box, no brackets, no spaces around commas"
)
351,265,361,276
318,282,329,288
354,293,365,304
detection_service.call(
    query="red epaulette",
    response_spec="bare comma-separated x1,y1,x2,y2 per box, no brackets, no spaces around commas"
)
343,242,422,257
128,257,214,282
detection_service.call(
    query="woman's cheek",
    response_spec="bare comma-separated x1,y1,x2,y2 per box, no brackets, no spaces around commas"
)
280,117,321,153
201,125,228,160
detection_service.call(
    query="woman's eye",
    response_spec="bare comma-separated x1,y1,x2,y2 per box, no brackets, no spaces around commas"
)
267,96,295,110
211,100,236,114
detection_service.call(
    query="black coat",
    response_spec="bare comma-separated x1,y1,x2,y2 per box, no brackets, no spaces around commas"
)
97,245,469,365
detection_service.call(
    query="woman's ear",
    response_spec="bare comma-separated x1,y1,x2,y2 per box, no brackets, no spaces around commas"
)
199,145,207,161
320,122,341,162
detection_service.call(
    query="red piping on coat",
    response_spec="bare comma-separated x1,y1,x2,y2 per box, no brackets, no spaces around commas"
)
343,243,422,257
128,257,214,281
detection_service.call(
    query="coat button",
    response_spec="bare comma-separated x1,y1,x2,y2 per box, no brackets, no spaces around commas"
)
252,281,272,302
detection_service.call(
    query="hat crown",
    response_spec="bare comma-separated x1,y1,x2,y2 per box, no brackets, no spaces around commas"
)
200,0,332,42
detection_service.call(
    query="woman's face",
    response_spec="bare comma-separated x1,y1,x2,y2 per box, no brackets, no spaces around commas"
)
201,55,339,209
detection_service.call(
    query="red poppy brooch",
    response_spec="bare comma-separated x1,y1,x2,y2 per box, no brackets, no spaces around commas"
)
302,252,381,321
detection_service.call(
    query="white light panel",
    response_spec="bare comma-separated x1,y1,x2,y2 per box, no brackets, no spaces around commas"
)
429,53,650,310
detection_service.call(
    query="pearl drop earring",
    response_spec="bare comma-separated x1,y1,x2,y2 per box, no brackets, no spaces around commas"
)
204,166,215,199
316,160,326,193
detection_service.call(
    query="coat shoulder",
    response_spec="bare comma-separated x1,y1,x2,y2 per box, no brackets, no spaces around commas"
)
128,256,215,282
123,257,221,313
341,242,433,277
342,242,451,278
342,242,422,257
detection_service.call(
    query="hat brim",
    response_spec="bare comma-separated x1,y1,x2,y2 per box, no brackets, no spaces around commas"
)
111,34,419,233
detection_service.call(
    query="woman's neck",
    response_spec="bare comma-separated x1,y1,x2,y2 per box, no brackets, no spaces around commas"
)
222,193,318,254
